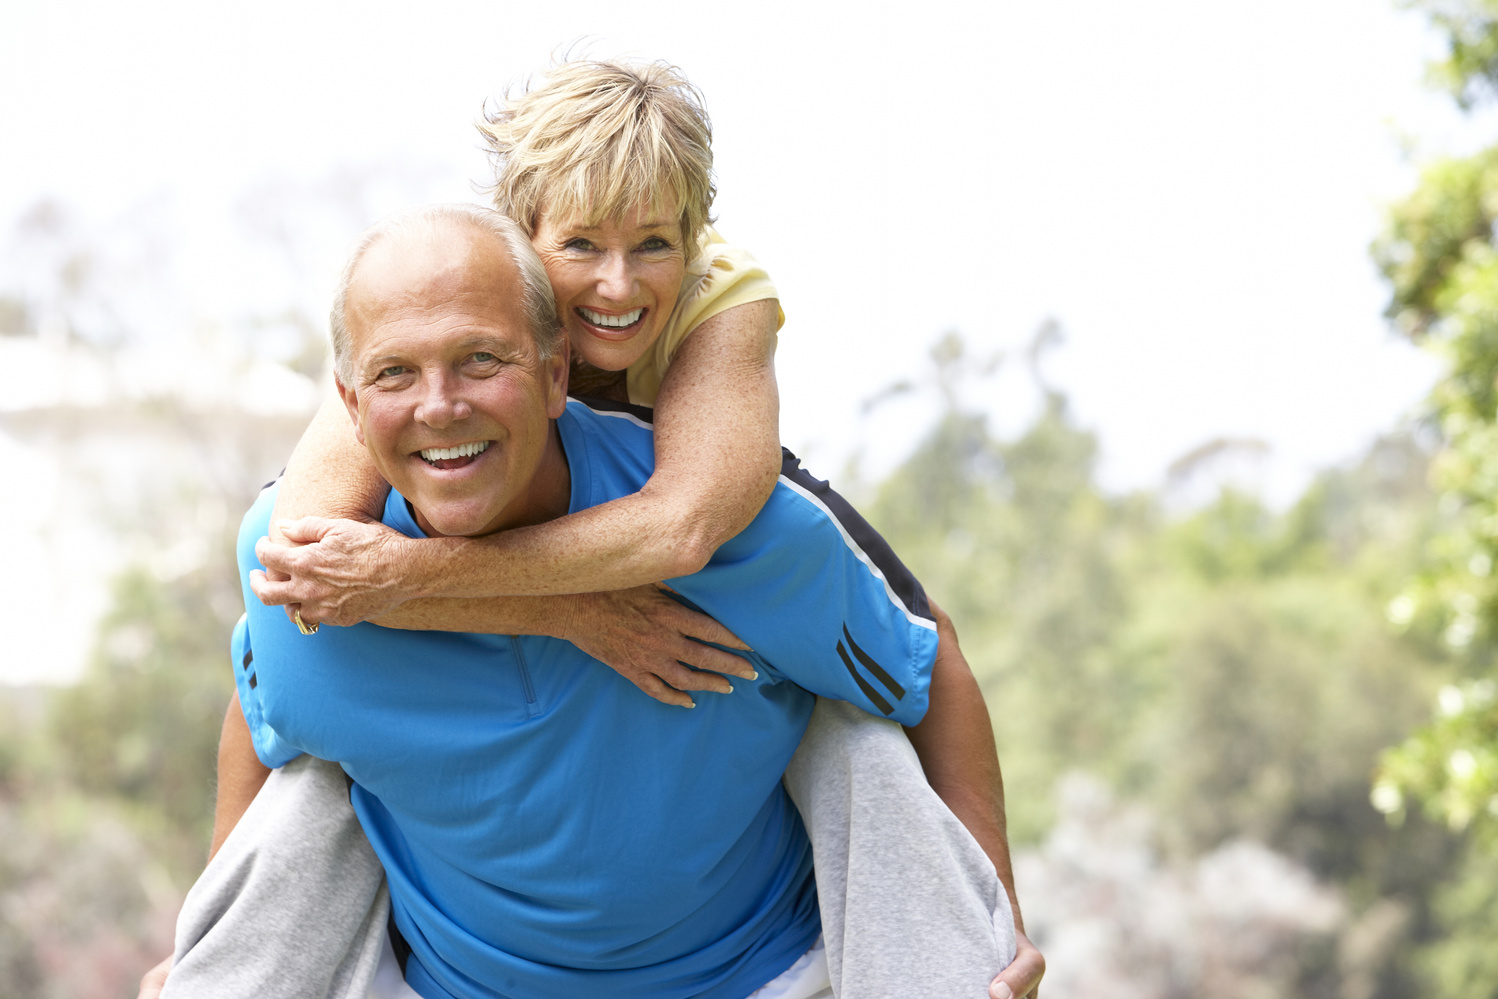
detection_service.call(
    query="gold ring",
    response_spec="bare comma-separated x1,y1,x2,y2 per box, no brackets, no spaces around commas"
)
294,609,320,636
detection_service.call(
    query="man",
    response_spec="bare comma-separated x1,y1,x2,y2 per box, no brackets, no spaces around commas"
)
157,204,1034,999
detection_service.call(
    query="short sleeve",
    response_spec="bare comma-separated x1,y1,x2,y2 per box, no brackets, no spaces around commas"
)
232,485,307,769
626,226,785,407
669,453,940,726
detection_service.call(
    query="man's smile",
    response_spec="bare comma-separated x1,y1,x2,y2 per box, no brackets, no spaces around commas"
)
417,440,492,470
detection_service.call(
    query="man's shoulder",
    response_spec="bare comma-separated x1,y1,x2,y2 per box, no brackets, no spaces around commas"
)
560,398,659,506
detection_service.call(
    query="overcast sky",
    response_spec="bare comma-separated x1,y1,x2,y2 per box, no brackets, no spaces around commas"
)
0,0,1484,682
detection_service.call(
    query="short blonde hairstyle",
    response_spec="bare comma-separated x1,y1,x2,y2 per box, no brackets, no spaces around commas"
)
479,59,716,260
330,204,562,387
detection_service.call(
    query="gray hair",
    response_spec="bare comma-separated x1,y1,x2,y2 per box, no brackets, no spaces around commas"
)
329,204,563,386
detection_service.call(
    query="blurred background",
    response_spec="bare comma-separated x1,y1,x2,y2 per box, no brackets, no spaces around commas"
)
3,0,1498,996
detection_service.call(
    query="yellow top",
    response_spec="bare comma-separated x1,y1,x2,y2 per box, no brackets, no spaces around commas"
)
625,226,785,407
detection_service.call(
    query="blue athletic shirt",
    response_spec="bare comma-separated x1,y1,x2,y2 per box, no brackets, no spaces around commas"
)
232,398,939,999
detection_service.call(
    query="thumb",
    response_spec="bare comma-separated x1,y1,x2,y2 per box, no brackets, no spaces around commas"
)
277,516,336,546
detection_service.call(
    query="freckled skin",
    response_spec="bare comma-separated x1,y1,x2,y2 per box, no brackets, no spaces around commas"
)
336,225,571,540
531,204,687,375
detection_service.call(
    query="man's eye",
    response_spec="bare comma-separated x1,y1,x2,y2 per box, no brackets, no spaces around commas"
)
380,365,406,378
472,352,496,363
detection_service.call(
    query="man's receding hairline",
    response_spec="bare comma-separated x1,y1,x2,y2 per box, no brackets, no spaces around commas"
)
344,219,523,321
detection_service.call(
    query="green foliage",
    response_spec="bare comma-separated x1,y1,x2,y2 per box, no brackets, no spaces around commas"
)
1404,0,1498,108
46,536,240,880
1417,845,1498,999
1375,0,1498,855
865,332,1465,994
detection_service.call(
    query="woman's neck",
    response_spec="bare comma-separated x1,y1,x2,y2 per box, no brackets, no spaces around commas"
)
568,359,630,403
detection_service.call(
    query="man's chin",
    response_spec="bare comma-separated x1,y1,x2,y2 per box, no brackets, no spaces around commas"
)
400,493,504,539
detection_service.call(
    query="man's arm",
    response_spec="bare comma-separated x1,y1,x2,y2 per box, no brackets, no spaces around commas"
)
904,602,1045,999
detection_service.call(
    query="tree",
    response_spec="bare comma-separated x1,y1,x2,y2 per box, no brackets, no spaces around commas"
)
1373,0,1498,845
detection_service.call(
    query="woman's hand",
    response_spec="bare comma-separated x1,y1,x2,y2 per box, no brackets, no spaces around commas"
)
251,517,415,627
560,585,758,708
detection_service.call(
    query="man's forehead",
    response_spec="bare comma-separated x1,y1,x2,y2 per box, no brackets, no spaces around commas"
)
351,223,512,305
346,225,527,355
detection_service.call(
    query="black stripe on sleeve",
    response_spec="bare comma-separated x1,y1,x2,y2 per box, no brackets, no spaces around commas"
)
242,649,253,671
837,641,894,716
842,624,906,701
571,396,656,424
780,449,932,624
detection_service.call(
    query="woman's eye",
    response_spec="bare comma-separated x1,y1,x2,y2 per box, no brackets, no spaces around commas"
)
564,238,595,252
639,236,672,252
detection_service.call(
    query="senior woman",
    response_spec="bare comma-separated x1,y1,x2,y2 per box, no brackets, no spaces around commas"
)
150,60,1043,999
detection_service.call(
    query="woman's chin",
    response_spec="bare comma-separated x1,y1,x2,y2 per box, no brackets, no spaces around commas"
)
572,324,660,372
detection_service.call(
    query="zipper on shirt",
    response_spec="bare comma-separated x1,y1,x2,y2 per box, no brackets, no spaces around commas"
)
508,636,540,717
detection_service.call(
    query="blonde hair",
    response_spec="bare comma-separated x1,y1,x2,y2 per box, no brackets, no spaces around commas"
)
479,58,716,260
330,204,562,387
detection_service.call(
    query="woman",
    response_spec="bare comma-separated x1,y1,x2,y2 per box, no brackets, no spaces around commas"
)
155,59,1042,999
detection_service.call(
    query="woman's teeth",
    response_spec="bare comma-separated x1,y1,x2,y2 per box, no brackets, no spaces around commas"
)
579,307,643,328
420,441,490,462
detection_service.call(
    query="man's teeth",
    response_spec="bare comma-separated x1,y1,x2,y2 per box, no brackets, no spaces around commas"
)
420,441,490,462
580,307,643,328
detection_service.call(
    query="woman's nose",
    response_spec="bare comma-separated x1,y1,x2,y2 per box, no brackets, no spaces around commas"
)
595,252,635,302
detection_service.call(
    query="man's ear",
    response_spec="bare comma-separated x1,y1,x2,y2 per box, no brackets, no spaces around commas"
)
542,337,570,419
334,374,367,447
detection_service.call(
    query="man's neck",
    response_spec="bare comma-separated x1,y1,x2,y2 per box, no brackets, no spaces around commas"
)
412,418,572,538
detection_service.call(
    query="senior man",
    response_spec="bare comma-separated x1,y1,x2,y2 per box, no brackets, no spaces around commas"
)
164,205,1027,999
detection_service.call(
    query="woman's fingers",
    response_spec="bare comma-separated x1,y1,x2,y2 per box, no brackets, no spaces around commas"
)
653,657,734,695
633,673,697,709
673,638,758,681
655,591,751,651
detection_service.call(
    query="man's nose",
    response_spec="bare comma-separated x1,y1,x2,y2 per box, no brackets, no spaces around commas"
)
595,251,636,302
414,371,472,428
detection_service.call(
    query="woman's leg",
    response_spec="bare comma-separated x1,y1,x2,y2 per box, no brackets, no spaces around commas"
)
162,756,389,999
784,696,1017,999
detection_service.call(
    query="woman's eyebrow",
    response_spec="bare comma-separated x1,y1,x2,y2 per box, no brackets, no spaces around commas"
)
568,219,676,232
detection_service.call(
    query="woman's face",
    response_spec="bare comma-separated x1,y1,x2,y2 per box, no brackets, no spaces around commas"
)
530,204,687,373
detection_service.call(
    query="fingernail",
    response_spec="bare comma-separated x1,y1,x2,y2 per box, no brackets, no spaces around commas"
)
684,700,696,709
991,984,1013,999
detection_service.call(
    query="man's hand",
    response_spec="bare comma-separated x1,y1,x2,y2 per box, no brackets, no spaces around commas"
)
137,955,171,999
562,585,757,708
990,929,1044,998
251,517,412,627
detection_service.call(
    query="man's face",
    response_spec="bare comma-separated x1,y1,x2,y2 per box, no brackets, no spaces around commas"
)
336,225,569,538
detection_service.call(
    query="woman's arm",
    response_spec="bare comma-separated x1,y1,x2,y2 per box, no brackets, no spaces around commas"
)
271,394,390,532
375,586,759,708
254,298,782,622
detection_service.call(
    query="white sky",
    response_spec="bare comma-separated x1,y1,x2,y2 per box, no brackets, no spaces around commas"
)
0,0,1483,682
